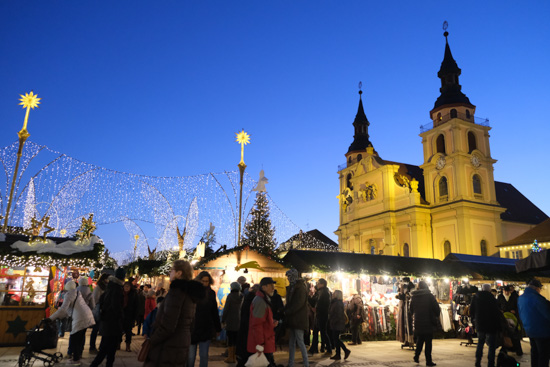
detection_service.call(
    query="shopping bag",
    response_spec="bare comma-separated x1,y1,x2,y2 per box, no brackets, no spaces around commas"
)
137,338,151,362
245,351,269,367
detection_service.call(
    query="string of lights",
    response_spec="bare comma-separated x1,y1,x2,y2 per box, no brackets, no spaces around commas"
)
0,141,306,255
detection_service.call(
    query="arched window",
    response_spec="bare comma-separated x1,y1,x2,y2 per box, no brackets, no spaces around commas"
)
357,154,362,162
468,131,477,153
439,176,448,199
436,134,446,154
450,109,457,118
444,240,451,257
466,109,471,119
437,112,442,121
348,156,352,164
346,173,353,189
403,243,410,257
480,240,488,256
473,174,482,195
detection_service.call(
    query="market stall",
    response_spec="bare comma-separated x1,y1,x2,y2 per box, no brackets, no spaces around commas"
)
0,233,105,346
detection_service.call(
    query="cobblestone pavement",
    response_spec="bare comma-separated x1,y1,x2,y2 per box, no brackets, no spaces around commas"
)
0,330,530,367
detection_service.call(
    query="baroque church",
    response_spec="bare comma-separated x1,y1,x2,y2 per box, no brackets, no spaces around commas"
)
335,31,547,259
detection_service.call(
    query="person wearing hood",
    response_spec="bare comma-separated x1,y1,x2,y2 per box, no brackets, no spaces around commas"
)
409,281,438,366
222,281,243,363
143,260,205,367
90,267,126,367
285,269,310,367
90,273,109,353
189,271,222,367
48,279,95,364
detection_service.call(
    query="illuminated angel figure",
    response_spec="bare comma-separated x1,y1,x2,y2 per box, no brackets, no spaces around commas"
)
253,170,268,192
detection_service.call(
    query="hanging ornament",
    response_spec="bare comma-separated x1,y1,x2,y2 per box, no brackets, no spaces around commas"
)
76,214,97,241
23,215,55,244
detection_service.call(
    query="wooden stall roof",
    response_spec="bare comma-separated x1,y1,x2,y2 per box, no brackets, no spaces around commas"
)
199,245,288,272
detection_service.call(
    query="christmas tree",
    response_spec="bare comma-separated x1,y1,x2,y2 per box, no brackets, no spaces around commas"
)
241,192,277,251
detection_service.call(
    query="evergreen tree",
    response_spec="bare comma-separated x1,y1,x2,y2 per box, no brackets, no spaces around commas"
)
241,192,276,250
199,227,216,257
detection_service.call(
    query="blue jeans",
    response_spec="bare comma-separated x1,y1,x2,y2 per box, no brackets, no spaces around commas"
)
188,340,211,367
476,331,497,367
289,329,309,367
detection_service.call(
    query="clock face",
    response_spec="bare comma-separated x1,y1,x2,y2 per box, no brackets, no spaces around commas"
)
436,156,446,170
471,155,481,168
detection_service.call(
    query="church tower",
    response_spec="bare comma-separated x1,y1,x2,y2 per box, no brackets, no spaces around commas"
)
419,29,505,257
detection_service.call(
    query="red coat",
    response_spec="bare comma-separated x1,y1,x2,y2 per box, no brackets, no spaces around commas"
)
145,297,157,320
247,291,275,354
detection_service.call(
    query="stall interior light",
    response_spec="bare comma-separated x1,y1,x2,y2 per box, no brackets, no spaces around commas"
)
426,277,433,284
444,278,449,283
462,278,469,283
336,271,343,280
312,272,318,278
360,274,368,280
383,275,389,281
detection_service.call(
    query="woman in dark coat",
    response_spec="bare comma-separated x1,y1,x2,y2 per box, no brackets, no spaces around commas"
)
409,281,439,366
236,284,259,367
328,290,350,361
222,282,243,363
188,271,222,367
143,260,205,367
347,294,365,345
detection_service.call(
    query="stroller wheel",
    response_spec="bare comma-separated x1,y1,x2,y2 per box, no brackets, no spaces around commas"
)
43,361,53,367
54,352,63,363
18,353,31,367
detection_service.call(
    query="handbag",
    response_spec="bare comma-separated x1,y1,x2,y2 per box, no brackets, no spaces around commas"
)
245,351,269,367
66,291,80,333
137,338,151,362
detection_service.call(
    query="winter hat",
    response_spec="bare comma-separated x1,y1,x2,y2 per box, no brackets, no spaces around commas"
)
482,284,491,292
78,277,89,286
64,280,77,291
237,276,247,285
115,267,126,281
286,269,300,285
230,282,241,291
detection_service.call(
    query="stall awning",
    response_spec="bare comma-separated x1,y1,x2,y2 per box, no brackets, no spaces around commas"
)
443,253,534,281
283,250,451,277
515,249,550,273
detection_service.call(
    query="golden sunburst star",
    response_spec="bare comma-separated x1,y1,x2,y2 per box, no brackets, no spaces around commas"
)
19,91,41,110
76,214,97,241
235,129,251,164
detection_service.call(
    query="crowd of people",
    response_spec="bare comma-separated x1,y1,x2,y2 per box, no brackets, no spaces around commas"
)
45,265,550,367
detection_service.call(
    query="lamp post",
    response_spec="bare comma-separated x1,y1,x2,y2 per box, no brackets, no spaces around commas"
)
2,92,41,232
235,129,250,247
134,234,140,261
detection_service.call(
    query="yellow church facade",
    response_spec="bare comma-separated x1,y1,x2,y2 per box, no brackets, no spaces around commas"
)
335,31,547,259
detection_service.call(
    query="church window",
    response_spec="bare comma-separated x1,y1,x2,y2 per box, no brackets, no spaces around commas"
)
468,131,477,153
439,176,448,199
403,243,410,257
450,109,458,118
346,173,353,190
480,240,488,256
348,156,352,164
473,174,482,195
466,109,471,119
436,134,446,154
437,112,442,121
444,241,451,257
357,154,362,162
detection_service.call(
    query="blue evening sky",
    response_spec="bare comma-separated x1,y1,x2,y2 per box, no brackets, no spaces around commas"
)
1,2,549,254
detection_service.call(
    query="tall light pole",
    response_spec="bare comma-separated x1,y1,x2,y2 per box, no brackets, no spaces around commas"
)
133,234,140,261
235,129,250,247
2,92,41,232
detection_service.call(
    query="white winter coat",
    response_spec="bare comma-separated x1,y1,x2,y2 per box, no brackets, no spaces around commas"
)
50,288,95,334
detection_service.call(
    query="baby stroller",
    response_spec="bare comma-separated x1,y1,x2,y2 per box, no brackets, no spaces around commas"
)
502,312,523,356
19,319,63,367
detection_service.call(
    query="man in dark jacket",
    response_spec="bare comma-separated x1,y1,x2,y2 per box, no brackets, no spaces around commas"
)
410,281,438,366
308,278,332,356
90,267,125,367
285,269,309,367
518,279,550,367
471,284,501,367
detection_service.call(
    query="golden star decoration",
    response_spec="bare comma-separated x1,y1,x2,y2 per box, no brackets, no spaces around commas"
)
235,129,251,164
23,215,55,244
19,91,41,110
76,214,97,241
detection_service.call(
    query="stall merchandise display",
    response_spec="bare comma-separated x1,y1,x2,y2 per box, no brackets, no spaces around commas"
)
0,265,49,307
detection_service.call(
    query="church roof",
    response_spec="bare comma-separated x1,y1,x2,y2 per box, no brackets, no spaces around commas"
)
278,229,339,252
499,218,550,247
495,182,548,225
